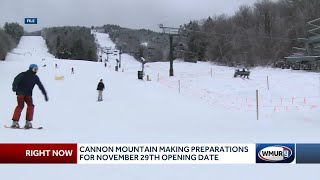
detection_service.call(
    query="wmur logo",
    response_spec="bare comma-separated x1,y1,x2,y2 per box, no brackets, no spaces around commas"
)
256,144,295,163
25,18,37,24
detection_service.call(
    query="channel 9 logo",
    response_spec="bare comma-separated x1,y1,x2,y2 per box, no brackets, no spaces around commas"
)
25,18,37,24
256,144,295,163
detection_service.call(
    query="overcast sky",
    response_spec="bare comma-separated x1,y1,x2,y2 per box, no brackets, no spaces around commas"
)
0,0,256,32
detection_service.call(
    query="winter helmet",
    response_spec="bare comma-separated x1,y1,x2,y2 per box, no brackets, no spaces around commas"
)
29,64,38,72
29,64,38,70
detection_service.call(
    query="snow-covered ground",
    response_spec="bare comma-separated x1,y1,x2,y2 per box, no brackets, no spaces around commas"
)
0,33,319,179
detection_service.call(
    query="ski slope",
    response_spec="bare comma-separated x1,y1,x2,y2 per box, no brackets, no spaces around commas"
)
0,33,319,179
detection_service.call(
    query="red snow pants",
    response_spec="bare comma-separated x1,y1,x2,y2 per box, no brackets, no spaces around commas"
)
12,95,34,121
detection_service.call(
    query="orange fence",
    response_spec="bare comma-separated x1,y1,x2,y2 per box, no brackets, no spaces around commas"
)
157,73,320,114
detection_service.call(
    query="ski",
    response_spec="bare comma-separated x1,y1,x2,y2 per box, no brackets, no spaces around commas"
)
4,125,43,130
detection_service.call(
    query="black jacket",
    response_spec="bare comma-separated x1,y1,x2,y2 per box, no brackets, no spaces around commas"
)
97,82,105,91
12,70,47,96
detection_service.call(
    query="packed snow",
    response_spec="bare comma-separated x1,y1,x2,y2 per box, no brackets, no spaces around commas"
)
0,33,319,179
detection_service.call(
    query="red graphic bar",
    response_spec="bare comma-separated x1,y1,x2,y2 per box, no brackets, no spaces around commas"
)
0,144,77,164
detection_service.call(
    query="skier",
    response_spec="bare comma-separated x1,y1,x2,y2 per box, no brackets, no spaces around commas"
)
11,64,48,129
71,67,74,74
96,79,105,102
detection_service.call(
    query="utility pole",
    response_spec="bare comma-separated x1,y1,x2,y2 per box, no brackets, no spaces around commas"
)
169,35,174,76
106,50,113,62
159,24,182,77
119,47,122,68
101,47,113,62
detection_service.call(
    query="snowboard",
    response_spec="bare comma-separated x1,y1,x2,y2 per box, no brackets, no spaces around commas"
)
4,125,43,130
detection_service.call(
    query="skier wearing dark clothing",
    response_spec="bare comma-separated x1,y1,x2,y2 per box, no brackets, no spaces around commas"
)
97,79,105,101
11,64,48,129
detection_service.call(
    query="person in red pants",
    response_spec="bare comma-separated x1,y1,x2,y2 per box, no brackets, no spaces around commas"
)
11,64,48,129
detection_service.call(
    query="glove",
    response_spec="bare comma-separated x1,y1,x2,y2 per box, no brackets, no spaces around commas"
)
45,95,49,102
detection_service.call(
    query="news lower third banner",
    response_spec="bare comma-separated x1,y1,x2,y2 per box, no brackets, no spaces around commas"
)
0,143,319,164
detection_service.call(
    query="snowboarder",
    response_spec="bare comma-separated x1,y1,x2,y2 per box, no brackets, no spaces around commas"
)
11,64,48,129
71,67,74,74
96,79,105,102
